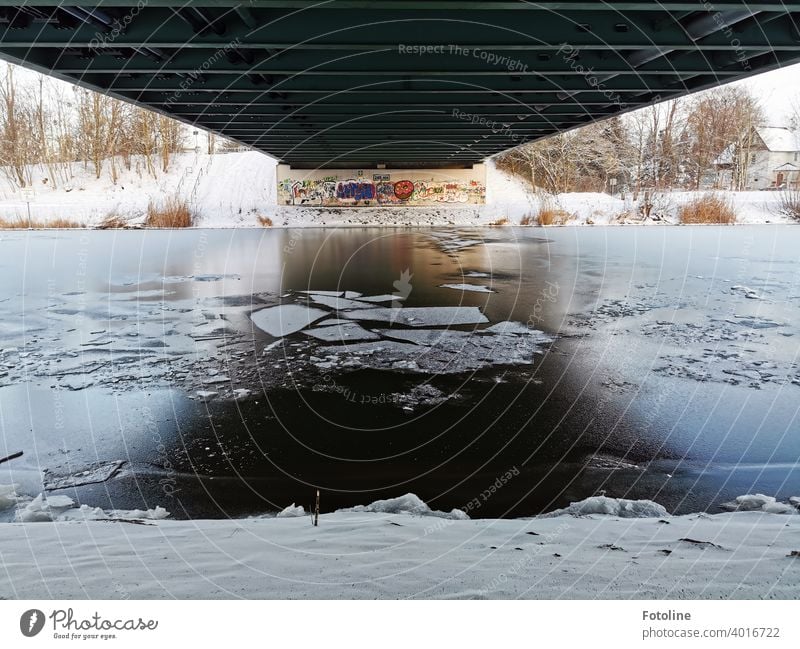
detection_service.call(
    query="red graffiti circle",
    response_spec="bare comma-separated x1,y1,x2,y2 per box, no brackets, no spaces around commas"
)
393,180,415,200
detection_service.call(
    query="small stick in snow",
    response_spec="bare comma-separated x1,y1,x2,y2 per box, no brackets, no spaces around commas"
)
0,451,23,465
314,489,320,527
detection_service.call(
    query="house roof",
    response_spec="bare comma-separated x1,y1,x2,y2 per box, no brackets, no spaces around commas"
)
774,162,800,172
756,127,800,152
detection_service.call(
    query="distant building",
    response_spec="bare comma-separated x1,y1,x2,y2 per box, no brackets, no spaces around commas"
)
714,126,800,190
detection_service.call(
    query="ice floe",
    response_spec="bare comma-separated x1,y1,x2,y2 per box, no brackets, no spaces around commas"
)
43,460,125,491
439,283,495,293
250,304,329,336
352,294,406,303
303,322,380,343
342,306,489,327
308,294,380,310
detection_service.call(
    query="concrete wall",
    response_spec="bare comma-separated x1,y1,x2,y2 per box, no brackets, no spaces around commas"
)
276,164,486,207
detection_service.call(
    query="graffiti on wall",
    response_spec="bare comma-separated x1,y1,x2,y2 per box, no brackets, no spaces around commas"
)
279,174,485,206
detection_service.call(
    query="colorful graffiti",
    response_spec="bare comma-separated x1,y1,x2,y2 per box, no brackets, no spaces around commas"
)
336,179,376,201
393,180,415,200
279,174,485,206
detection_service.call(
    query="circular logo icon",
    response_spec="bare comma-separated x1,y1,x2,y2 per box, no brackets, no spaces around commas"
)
20,609,45,637
393,180,414,200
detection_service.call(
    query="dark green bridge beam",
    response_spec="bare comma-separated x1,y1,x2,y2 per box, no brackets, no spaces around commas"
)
1,1,798,168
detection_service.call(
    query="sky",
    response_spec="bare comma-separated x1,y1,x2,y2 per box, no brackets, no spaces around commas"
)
726,62,800,123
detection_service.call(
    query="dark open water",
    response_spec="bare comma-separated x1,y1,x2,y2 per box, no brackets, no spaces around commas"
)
1,226,798,518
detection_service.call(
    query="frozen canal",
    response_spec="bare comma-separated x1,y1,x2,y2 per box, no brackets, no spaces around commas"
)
1,226,799,519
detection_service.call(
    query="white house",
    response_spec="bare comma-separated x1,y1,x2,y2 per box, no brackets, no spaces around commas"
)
713,126,800,190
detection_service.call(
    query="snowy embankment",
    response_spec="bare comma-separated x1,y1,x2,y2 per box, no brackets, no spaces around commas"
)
1,490,798,599
1,151,793,227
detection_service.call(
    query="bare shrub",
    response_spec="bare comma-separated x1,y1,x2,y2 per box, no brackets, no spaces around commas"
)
145,196,193,228
257,215,273,227
489,217,509,226
519,214,535,226
0,216,82,228
97,211,130,229
678,193,736,224
776,190,800,222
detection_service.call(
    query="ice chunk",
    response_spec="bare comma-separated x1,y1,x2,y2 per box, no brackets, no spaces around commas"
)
315,318,352,327
250,304,328,336
483,321,554,342
720,494,798,514
276,503,306,518
15,493,76,522
731,285,761,300
233,388,251,400
196,390,218,402
541,495,668,518
44,460,125,491
343,306,488,327
439,283,495,293
353,294,407,303
0,484,21,510
465,271,491,278
338,493,468,520
377,328,471,346
299,290,343,297
309,294,379,310
344,291,363,299
304,322,380,342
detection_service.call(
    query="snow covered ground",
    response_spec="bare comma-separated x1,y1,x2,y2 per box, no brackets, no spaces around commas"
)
1,490,798,599
1,152,795,227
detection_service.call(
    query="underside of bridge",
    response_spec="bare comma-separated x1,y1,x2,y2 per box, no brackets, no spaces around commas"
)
0,1,799,169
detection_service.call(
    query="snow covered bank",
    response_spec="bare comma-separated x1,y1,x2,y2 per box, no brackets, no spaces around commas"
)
1,492,798,599
1,152,796,227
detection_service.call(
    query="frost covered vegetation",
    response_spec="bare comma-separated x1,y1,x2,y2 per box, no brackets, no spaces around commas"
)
496,85,765,195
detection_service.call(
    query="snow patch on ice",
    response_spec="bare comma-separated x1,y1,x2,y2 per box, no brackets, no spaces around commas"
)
338,493,469,520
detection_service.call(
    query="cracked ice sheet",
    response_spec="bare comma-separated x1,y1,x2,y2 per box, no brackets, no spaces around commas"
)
304,322,380,343
439,283,495,293
318,329,545,374
250,304,328,336
342,306,488,327
44,460,125,491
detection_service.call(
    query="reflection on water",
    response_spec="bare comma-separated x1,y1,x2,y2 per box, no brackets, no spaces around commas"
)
0,226,798,519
